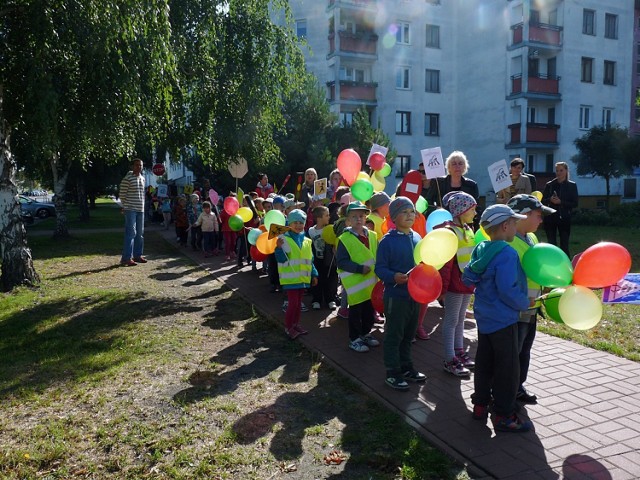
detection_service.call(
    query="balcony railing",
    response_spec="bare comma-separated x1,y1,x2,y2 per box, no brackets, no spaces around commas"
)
511,73,560,95
327,80,377,102
511,22,563,47
329,30,378,55
508,122,559,144
328,0,377,8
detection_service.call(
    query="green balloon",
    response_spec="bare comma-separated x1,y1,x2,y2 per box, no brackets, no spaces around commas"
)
351,179,374,202
264,210,286,230
229,214,244,231
543,288,565,324
416,196,428,214
474,227,489,245
379,163,391,177
522,243,573,288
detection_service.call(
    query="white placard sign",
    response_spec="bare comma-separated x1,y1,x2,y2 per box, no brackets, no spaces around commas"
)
488,159,512,193
156,184,168,198
366,143,389,165
420,147,446,179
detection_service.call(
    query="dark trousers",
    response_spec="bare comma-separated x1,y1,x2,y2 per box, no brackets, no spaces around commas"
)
236,233,248,266
176,226,188,245
544,215,571,257
472,323,520,417
268,254,280,287
517,317,537,389
202,231,215,253
311,261,338,306
348,299,375,342
190,225,202,250
383,296,419,373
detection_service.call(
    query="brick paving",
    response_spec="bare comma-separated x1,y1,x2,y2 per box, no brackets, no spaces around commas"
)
158,228,640,480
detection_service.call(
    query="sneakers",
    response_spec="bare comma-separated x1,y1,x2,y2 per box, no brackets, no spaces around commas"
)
456,350,475,369
337,307,349,319
311,302,321,310
443,357,471,377
373,312,385,325
361,334,380,347
492,414,533,433
403,369,427,383
282,301,289,312
328,301,337,310
294,324,309,335
349,338,369,353
385,375,410,391
416,325,430,340
120,259,137,267
472,404,489,421
301,302,309,312
133,256,147,263
516,387,538,404
285,327,300,340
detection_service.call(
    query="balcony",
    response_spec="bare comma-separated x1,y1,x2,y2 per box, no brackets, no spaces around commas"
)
508,123,559,148
328,0,377,11
329,31,378,58
508,73,561,100
511,22,563,48
327,80,377,104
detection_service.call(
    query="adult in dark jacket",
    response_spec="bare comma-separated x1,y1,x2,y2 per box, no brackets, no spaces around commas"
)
541,162,579,257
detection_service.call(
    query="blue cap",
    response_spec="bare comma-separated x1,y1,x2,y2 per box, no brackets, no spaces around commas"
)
287,209,307,224
272,195,285,205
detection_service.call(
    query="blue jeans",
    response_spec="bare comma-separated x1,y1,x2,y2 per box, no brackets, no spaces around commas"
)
121,210,144,262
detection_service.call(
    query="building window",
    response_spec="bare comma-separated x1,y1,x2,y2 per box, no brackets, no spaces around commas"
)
340,112,353,127
605,13,618,39
425,0,441,4
425,24,440,48
623,179,637,199
579,105,592,130
583,9,595,35
602,108,613,127
396,22,410,44
545,154,555,173
396,111,411,134
530,10,540,24
581,57,593,83
527,107,536,123
395,156,411,178
424,113,439,136
296,19,307,39
395,67,411,89
636,106,640,123
549,9,558,26
425,69,440,93
340,67,365,82
604,60,616,85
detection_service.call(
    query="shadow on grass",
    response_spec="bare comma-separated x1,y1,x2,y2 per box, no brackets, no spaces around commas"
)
48,264,122,280
0,291,202,399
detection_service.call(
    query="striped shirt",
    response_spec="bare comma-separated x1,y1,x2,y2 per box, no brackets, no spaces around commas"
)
119,171,145,212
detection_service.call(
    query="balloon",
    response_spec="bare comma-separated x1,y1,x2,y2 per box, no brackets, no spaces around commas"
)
356,171,370,182
369,152,386,171
381,216,394,235
263,210,286,230
256,232,277,254
413,237,426,265
371,281,385,314
371,172,386,192
573,242,631,288
474,226,489,244
379,163,391,177
248,228,262,245
321,224,337,246
416,196,428,214
543,288,565,324
531,191,543,201
224,196,239,215
571,252,582,270
419,229,458,267
250,245,267,262
412,212,427,238
237,206,253,223
408,264,443,304
426,209,453,233
337,149,362,186
237,187,244,206
558,285,603,330
209,189,219,205
521,243,573,288
351,179,374,202
228,214,244,231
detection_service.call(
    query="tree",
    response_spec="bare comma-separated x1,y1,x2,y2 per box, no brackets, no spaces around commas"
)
573,125,633,211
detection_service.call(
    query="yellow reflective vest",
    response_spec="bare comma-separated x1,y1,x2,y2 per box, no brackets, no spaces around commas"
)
337,230,378,306
367,213,385,240
448,224,475,271
509,232,541,315
277,235,313,286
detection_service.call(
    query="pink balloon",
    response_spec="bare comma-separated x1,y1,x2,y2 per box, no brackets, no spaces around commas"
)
209,189,219,205
337,149,362,186
223,196,239,215
369,152,386,171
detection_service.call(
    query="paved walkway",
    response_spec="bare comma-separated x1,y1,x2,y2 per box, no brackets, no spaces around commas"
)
156,227,640,480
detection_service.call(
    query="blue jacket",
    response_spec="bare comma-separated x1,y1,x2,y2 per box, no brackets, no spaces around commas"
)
375,229,421,300
275,231,318,290
463,240,530,334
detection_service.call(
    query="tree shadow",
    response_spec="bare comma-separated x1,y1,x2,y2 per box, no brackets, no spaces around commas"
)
48,264,121,280
562,454,612,479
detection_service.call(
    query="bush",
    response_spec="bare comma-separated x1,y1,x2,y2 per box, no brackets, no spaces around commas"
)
572,202,640,227
572,208,610,226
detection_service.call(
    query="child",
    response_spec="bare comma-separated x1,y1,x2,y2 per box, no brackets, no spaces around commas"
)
336,201,380,353
507,194,556,405
375,196,427,391
308,205,338,310
194,201,219,257
161,196,172,229
187,193,203,251
367,192,390,240
275,209,318,339
438,192,477,377
267,195,286,291
173,195,189,246
463,204,533,432
220,194,237,261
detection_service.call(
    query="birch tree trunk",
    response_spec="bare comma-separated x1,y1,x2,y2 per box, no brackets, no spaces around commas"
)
51,153,70,238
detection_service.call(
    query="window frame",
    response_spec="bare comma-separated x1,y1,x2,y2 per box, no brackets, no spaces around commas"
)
296,19,307,39
395,155,411,178
603,60,616,85
425,24,440,48
425,68,441,93
581,57,594,83
602,108,613,127
579,105,592,130
605,13,618,39
424,113,440,136
396,21,411,45
395,111,412,135
395,66,411,90
582,9,595,36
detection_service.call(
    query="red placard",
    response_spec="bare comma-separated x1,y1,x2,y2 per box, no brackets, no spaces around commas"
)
152,163,165,176
398,170,423,204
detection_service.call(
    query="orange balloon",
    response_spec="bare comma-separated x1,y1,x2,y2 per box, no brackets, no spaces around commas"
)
573,242,631,288
256,231,277,254
413,211,427,238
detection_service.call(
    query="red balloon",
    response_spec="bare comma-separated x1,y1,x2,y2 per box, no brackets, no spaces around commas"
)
408,264,442,304
337,149,362,186
224,196,239,215
369,152,386,171
250,245,267,262
371,281,385,314
573,242,631,288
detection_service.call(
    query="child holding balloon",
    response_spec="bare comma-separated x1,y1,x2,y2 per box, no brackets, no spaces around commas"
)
463,204,533,433
194,201,219,257
220,194,238,261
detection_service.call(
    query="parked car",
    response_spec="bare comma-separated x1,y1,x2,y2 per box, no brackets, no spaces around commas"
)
18,195,56,219
22,211,34,225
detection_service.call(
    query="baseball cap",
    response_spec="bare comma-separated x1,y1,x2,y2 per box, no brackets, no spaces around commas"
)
507,194,556,215
346,201,370,214
272,195,285,206
480,204,526,229
284,199,305,210
287,209,307,224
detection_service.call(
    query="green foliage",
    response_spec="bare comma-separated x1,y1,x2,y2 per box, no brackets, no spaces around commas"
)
572,202,640,228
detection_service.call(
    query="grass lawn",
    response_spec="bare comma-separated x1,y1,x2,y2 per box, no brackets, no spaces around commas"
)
27,197,124,232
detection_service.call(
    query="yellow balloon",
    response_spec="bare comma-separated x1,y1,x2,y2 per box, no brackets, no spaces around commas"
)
256,231,277,254
413,237,426,266
532,191,543,201
356,171,370,182
558,285,603,330
419,229,458,266
371,172,386,192
321,224,338,246
237,206,253,223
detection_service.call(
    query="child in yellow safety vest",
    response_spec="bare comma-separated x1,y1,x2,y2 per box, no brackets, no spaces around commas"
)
438,191,478,377
275,209,318,340
336,202,380,353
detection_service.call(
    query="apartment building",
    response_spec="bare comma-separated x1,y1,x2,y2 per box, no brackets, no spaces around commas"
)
289,0,639,203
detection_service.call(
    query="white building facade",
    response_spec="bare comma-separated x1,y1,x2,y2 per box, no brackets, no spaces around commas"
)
289,0,639,204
